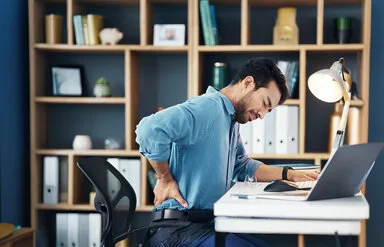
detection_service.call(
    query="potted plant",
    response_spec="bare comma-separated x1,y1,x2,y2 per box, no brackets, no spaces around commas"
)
93,77,111,97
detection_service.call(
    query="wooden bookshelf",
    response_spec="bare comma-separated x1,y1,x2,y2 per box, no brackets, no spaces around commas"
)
29,0,371,246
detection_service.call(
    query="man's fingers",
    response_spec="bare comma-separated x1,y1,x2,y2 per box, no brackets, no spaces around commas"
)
174,193,188,208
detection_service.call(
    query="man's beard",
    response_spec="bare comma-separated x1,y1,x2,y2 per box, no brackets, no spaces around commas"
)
234,97,248,124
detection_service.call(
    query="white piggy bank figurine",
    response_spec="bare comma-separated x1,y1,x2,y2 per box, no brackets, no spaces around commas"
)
99,28,123,45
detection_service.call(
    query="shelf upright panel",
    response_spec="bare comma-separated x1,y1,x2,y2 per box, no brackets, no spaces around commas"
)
241,0,250,46
299,48,307,154
140,0,153,45
125,49,140,150
317,0,324,44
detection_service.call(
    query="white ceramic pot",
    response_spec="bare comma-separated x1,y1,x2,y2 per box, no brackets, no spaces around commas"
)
93,83,111,97
72,135,92,150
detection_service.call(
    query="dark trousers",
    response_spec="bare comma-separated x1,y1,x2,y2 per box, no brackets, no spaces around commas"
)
148,222,270,247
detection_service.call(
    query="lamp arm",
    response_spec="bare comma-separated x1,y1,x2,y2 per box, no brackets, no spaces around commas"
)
330,83,351,158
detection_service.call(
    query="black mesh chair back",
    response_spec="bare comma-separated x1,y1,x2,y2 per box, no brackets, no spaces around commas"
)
77,157,136,246
77,157,189,247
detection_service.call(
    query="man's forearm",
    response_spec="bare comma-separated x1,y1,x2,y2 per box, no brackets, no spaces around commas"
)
148,159,173,181
254,164,285,182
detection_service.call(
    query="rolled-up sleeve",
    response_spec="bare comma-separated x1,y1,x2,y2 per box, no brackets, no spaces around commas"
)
135,97,219,162
232,130,263,182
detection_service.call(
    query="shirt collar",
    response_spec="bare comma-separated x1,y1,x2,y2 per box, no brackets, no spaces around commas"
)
206,86,235,117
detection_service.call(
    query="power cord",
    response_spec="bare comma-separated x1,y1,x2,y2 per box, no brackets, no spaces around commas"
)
335,231,341,247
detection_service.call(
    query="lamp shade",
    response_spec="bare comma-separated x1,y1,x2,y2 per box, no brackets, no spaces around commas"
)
308,61,344,103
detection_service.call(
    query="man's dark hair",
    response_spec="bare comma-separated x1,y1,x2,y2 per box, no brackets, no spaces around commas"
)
230,58,289,104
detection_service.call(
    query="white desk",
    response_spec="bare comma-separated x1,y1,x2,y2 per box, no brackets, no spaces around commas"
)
214,182,369,246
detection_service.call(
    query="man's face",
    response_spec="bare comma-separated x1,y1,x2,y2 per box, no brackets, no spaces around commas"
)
235,78,281,124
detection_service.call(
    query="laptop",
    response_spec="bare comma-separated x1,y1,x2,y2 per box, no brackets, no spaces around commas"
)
257,143,384,201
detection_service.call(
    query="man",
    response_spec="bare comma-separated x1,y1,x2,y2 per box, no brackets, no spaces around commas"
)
135,58,318,247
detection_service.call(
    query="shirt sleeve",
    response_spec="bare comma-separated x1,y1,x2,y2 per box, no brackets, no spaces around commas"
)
232,125,263,182
135,97,219,162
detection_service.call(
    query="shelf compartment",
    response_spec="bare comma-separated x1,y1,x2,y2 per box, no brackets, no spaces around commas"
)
146,3,190,46
44,52,125,97
198,51,300,96
35,96,126,104
305,51,361,153
198,1,241,46
135,52,188,119
43,104,125,149
72,1,140,45
249,4,317,45
323,0,362,44
32,1,68,44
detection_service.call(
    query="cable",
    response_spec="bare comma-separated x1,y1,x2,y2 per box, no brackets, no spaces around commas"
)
335,231,341,247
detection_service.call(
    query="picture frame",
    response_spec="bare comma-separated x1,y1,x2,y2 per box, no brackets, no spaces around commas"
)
51,65,85,96
153,24,185,46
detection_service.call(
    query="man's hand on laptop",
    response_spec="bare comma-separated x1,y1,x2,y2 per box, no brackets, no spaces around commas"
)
288,170,319,182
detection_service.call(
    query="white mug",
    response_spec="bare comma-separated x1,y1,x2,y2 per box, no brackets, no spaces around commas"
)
72,135,92,150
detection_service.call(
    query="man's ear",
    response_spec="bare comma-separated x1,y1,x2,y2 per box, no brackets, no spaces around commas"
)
243,76,255,90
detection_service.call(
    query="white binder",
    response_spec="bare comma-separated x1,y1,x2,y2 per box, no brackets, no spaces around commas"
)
239,122,252,154
264,110,276,153
78,214,89,247
287,106,299,153
56,213,68,247
88,213,101,247
119,159,142,206
275,106,299,154
250,119,265,154
43,156,59,204
67,213,79,247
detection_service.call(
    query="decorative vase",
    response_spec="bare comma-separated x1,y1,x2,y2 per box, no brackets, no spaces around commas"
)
93,77,111,97
334,17,352,44
72,135,92,150
211,62,229,90
45,14,63,44
273,7,299,45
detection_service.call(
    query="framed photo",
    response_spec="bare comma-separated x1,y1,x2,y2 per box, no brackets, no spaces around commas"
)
51,66,84,96
153,24,185,46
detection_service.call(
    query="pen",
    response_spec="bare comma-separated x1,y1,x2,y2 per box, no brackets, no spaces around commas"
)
230,194,257,199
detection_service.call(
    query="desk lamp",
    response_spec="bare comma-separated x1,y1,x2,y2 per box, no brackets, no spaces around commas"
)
308,57,350,157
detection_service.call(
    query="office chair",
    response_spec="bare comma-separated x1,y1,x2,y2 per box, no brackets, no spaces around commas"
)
77,157,189,247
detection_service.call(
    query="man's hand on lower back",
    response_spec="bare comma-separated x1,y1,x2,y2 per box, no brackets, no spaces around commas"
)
153,172,188,208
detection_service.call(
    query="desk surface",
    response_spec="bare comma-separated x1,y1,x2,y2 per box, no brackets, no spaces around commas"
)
214,182,369,220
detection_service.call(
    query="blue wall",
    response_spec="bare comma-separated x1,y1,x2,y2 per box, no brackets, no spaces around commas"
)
366,0,384,246
0,0,29,225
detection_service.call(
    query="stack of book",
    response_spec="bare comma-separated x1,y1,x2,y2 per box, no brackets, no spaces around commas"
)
199,0,218,45
73,14,104,45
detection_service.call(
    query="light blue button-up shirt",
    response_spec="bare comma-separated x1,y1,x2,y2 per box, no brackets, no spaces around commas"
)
135,86,262,211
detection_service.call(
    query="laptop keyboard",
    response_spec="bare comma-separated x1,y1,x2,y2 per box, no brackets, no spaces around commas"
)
290,180,317,189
